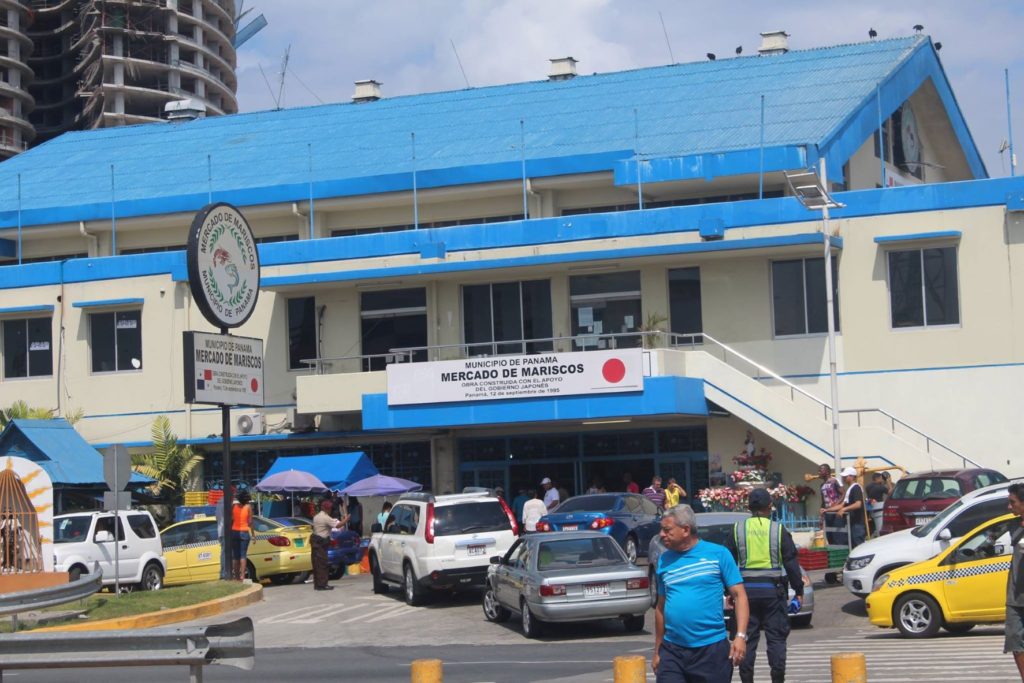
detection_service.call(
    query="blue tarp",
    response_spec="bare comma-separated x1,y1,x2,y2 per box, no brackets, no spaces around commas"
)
262,452,378,492
0,418,151,486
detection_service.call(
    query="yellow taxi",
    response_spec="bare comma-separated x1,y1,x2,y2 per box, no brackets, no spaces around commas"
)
160,515,312,586
866,513,1016,637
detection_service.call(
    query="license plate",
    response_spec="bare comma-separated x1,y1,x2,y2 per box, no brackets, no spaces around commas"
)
294,539,304,547
467,544,485,556
914,516,934,526
584,583,610,597
562,524,578,532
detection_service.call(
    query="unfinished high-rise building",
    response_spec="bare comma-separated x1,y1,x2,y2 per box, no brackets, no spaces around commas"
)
25,0,238,146
0,1,34,159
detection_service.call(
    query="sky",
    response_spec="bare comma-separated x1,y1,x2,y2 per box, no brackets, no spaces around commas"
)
234,1,1024,177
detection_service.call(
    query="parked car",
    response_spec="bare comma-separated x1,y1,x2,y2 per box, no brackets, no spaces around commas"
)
647,512,814,627
53,510,165,591
159,514,311,586
272,516,363,580
844,479,1017,597
367,490,519,605
482,531,650,638
866,513,1014,637
536,493,660,563
882,468,1007,534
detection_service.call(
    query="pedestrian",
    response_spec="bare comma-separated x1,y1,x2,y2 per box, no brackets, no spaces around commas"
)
230,490,253,581
823,467,867,548
623,472,640,494
540,477,560,511
866,472,889,535
311,497,348,591
512,488,530,524
725,488,803,683
522,489,547,533
643,475,667,508
1004,482,1024,681
586,476,605,494
376,501,393,529
665,478,687,508
816,464,843,545
654,504,749,683
347,496,363,535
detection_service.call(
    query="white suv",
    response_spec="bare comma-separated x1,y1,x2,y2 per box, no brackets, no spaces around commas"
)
367,490,519,605
844,480,1017,597
53,510,166,591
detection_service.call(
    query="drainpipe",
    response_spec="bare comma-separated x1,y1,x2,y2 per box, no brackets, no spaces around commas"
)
525,179,543,218
79,221,98,257
292,201,308,227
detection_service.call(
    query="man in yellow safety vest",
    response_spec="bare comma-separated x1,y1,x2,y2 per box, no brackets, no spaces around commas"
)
725,488,804,683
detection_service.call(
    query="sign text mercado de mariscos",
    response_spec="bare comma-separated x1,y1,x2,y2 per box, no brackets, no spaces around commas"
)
386,348,644,406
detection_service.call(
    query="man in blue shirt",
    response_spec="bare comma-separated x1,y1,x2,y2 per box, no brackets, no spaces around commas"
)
655,504,750,682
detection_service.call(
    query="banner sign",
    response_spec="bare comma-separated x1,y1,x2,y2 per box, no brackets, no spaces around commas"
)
183,331,265,406
386,348,644,406
186,203,260,329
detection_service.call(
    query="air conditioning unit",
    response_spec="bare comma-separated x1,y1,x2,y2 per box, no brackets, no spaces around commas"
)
234,412,265,436
288,408,316,432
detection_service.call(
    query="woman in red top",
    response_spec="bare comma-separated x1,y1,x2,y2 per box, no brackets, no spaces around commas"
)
231,491,253,580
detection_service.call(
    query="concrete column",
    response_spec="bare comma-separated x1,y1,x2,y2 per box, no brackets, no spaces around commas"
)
431,434,457,495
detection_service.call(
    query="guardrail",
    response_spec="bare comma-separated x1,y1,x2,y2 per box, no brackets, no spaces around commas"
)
0,573,101,629
0,616,254,682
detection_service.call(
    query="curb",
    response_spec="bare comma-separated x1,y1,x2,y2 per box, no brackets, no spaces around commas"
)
32,582,264,632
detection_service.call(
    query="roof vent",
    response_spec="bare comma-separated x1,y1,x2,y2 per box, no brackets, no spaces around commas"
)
353,79,382,103
163,98,207,122
548,57,578,81
758,30,790,56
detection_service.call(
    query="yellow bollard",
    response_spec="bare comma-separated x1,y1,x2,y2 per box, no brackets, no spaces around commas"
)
831,652,867,683
613,655,646,683
410,658,443,683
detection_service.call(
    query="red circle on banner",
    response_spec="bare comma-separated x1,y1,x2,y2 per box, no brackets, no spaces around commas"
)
602,358,626,383
251,378,259,392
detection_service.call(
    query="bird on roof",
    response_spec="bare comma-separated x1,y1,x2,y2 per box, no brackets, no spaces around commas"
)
707,52,716,61
735,46,742,55
913,24,924,33
934,42,943,51
868,28,877,39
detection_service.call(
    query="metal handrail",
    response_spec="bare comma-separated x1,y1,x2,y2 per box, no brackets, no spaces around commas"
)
839,406,980,470
300,351,415,375
0,572,101,617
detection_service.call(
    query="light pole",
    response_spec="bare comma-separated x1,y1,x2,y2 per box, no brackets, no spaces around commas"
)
784,159,846,476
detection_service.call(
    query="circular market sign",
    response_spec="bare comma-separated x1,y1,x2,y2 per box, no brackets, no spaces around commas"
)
187,203,260,329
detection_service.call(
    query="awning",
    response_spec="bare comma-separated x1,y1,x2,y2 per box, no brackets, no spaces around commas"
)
261,452,378,492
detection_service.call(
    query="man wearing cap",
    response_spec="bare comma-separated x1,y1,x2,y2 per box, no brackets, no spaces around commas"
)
725,488,803,683
540,477,560,511
823,467,867,548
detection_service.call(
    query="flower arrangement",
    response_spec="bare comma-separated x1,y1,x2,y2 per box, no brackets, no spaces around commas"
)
731,468,766,484
794,485,815,502
698,486,750,511
734,448,773,470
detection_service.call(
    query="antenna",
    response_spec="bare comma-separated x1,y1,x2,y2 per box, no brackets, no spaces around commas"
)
451,39,471,88
276,45,291,109
658,12,675,64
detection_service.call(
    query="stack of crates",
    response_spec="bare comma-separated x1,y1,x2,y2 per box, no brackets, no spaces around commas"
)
207,489,225,505
797,548,828,571
184,491,207,506
827,545,850,569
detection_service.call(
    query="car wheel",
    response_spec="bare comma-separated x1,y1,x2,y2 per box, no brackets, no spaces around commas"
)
942,622,975,634
268,573,297,585
624,535,638,564
791,613,812,628
295,571,310,584
483,587,511,623
68,565,84,582
328,565,344,580
370,555,387,594
894,593,942,638
520,598,544,638
623,614,645,633
139,562,163,591
245,560,258,583
403,563,424,606
648,567,658,608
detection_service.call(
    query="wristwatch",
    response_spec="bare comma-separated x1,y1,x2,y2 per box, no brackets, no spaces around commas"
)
735,632,747,640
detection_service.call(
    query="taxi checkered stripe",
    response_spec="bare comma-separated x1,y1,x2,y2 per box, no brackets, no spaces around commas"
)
887,559,1011,588
165,533,282,552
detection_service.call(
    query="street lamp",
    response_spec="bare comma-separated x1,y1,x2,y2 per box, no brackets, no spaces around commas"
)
784,159,846,476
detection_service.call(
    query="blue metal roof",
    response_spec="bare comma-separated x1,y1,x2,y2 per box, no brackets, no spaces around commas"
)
0,418,150,486
262,452,378,492
0,35,981,228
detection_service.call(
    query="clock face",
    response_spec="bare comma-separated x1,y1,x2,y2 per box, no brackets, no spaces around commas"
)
899,103,922,167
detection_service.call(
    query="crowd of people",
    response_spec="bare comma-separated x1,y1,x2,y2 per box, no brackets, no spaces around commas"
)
815,464,894,549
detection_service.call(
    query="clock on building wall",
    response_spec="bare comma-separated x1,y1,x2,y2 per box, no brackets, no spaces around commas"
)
893,102,924,179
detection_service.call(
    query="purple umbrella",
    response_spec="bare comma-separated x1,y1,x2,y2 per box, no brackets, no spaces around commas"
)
339,474,423,496
254,469,328,493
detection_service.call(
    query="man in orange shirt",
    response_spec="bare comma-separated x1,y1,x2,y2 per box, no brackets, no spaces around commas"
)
231,491,253,581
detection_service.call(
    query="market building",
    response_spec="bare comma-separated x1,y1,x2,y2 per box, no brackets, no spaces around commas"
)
0,33,1019,507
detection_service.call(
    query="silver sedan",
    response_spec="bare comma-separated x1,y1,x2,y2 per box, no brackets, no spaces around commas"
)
482,531,651,638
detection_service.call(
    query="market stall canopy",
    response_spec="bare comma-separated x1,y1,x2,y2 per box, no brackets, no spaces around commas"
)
254,469,328,493
339,474,423,496
262,452,378,492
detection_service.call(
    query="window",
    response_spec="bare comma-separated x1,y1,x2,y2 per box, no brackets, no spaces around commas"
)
462,280,552,356
570,271,642,349
360,288,427,370
94,515,126,541
2,317,52,379
888,247,959,328
771,257,840,336
891,477,963,500
90,310,142,372
161,524,193,548
432,502,511,536
950,518,1013,564
287,297,316,370
944,498,1010,538
126,514,156,539
668,267,703,340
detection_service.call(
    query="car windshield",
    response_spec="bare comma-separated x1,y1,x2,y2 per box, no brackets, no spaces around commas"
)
537,537,625,570
555,495,619,512
891,477,963,500
912,499,964,537
433,502,511,536
54,516,91,543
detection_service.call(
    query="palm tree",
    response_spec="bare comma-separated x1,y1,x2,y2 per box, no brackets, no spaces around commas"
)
131,416,204,505
0,401,82,429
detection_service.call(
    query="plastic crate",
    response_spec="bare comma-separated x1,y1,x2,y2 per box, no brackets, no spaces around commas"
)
184,491,207,506
798,549,828,571
207,489,224,505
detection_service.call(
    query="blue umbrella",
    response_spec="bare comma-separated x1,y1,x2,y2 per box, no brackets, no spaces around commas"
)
339,474,423,496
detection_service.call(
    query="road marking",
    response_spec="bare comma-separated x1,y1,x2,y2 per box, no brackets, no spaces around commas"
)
289,602,368,624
